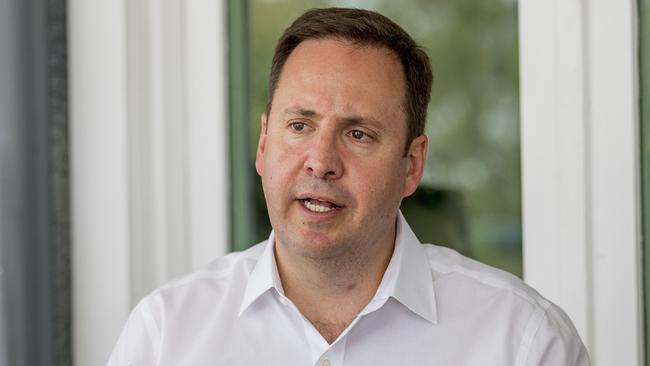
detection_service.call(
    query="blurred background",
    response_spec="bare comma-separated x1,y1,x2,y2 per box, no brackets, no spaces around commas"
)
0,0,646,365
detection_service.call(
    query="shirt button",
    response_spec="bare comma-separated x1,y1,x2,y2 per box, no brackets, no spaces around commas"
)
322,359,331,366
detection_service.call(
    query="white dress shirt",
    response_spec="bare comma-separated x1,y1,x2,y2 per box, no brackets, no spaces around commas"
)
108,213,589,365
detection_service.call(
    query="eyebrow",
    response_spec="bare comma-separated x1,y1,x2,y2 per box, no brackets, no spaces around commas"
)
282,106,386,132
338,116,385,132
283,106,321,118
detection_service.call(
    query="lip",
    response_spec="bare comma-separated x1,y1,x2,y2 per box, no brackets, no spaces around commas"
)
295,193,345,208
296,198,345,218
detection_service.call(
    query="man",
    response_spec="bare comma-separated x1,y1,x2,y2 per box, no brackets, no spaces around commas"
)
109,8,589,366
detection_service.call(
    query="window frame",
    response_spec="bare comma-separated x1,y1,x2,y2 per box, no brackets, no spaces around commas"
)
68,0,645,364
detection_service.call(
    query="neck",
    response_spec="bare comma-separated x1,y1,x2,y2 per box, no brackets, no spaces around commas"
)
274,225,396,343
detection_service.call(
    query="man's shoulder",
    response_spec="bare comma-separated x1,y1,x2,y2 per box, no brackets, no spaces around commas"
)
421,243,550,311
420,243,589,364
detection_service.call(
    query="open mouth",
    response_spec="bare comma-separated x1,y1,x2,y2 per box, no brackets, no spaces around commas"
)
299,198,342,213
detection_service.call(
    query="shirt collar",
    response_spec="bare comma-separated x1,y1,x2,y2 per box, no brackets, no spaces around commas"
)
238,231,284,316
371,211,438,324
239,211,438,324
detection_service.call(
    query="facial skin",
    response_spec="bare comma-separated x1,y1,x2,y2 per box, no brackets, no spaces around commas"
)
255,38,427,270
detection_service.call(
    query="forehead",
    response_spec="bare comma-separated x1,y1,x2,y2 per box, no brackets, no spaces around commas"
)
272,39,406,127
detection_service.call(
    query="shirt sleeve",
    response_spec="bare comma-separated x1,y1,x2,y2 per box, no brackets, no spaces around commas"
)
523,304,590,366
107,297,161,366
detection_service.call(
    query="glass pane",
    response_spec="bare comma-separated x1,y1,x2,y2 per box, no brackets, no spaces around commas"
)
241,0,521,276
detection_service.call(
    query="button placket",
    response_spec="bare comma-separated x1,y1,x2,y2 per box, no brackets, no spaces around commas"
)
315,332,348,366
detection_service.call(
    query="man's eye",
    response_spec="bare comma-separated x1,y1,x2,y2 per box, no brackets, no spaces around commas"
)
350,130,368,140
290,122,306,132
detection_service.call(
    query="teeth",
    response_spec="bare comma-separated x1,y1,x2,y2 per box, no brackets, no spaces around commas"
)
303,199,334,213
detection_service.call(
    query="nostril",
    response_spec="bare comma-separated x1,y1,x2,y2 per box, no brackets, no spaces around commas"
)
306,167,338,179
304,152,342,179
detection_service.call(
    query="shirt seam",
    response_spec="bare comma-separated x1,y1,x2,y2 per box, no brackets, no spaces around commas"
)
427,255,549,309
514,305,549,366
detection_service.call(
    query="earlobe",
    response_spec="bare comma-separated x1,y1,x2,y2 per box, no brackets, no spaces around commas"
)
255,114,268,176
403,134,428,197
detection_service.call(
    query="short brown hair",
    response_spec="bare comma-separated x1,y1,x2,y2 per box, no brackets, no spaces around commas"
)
266,7,433,154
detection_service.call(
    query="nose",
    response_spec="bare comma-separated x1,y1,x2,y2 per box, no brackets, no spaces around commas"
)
304,132,343,180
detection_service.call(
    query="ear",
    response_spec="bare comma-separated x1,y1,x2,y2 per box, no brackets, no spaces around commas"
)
255,113,268,177
402,134,427,197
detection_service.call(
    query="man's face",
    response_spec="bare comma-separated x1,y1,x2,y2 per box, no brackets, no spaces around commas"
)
256,39,426,260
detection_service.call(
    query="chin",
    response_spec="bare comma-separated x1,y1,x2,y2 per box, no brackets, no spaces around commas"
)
282,228,349,259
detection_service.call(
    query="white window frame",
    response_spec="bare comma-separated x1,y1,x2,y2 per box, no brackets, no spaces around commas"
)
520,0,643,364
69,1,229,364
69,0,644,364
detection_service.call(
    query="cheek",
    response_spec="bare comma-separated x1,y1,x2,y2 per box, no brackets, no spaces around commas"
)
261,144,300,196
349,159,406,206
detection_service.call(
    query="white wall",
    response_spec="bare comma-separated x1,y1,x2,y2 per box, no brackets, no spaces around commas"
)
520,0,643,365
68,0,229,364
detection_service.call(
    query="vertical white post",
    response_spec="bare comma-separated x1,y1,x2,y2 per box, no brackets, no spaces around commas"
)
126,0,193,303
68,1,131,365
185,0,230,269
519,0,592,344
586,1,643,364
